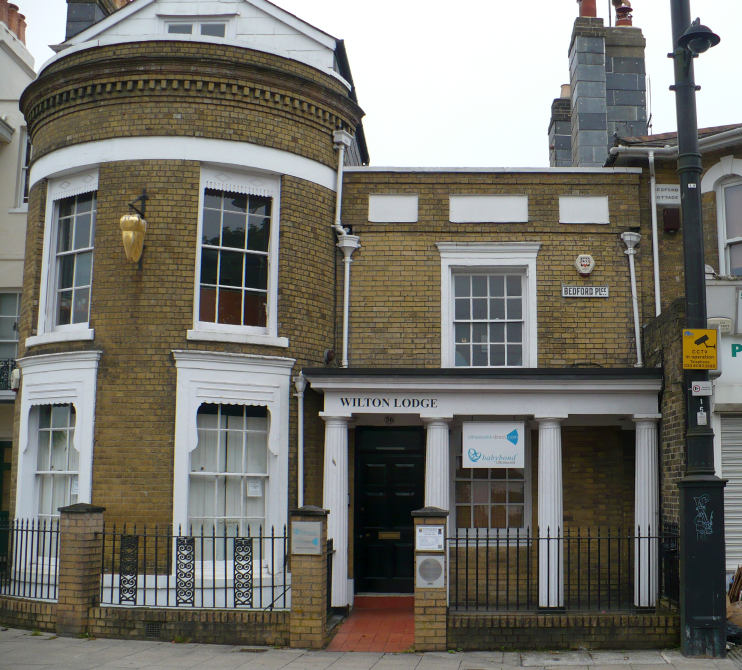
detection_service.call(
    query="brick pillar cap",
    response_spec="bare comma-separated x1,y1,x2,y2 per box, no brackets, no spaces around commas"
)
291,505,329,517
59,502,106,514
412,507,449,518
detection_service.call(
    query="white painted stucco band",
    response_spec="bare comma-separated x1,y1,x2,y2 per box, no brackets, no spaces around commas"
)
29,137,338,192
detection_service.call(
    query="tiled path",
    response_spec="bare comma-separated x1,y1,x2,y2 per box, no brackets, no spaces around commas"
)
326,594,414,652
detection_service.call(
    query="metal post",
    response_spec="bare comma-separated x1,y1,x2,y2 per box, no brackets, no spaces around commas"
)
669,0,726,656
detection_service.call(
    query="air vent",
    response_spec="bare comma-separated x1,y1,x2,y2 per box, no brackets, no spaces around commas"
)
144,622,162,639
416,555,445,588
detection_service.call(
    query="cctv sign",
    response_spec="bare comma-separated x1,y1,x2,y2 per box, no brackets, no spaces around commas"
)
682,328,718,370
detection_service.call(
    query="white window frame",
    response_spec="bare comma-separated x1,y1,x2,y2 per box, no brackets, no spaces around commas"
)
188,167,287,348
160,15,236,40
717,178,742,277
438,243,540,368
11,127,31,212
0,291,21,360
26,169,98,349
15,350,100,520
172,350,294,540
450,422,533,536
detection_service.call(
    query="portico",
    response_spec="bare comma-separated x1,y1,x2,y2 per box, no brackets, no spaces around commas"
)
304,368,662,610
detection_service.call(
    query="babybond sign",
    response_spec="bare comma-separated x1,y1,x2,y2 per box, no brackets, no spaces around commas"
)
462,421,525,468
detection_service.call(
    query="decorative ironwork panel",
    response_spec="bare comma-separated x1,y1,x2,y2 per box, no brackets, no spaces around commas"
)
118,534,139,604
233,538,253,607
176,537,195,606
0,359,14,391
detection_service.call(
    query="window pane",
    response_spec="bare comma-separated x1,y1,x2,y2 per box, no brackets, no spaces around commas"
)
508,481,525,503
729,243,742,277
72,287,90,324
218,288,242,325
491,481,507,503
221,212,246,249
472,344,488,366
472,323,487,343
490,506,507,529
225,479,241,516
454,298,470,320
456,481,471,502
37,433,50,470
247,432,267,473
471,276,487,296
456,506,471,529
725,183,742,238
203,189,222,209
75,252,92,286
201,23,226,37
51,405,70,428
506,275,522,296
507,322,522,343
225,430,243,473
489,275,504,296
219,250,243,287
454,275,469,297
74,214,92,250
455,345,470,367
57,291,72,325
508,507,524,528
199,287,216,322
243,291,266,327
168,23,193,34
202,209,221,245
51,431,67,470
0,317,15,341
58,256,74,289
0,293,18,316
473,505,489,528
490,298,505,319
507,298,522,320
0,343,16,358
58,198,74,219
39,406,51,429
507,345,523,367
490,344,505,366
454,323,469,344
244,255,267,290
247,216,270,252
491,323,505,342
472,298,487,319
200,248,218,285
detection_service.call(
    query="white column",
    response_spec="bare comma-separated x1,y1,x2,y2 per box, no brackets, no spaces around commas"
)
322,416,349,607
634,414,660,607
424,419,450,511
538,417,564,608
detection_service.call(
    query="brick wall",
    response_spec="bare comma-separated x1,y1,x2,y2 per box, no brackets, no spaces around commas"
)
448,612,679,650
341,171,646,368
0,596,55,632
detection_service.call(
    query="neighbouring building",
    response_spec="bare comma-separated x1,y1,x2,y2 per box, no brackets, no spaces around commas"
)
4,0,739,650
0,0,33,519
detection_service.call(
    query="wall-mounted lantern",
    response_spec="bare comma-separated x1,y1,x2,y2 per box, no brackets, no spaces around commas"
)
119,189,148,263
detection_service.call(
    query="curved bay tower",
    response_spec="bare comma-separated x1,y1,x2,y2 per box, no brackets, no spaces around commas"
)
14,0,366,538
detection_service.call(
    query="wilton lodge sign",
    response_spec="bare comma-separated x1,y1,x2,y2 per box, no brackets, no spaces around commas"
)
339,396,440,409
462,421,525,468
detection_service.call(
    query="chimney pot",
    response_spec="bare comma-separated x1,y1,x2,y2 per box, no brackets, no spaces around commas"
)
560,84,571,99
16,12,25,43
578,0,597,18
6,3,18,36
0,1,8,29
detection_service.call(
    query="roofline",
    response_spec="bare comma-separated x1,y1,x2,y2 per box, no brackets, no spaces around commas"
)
344,166,642,174
334,39,369,165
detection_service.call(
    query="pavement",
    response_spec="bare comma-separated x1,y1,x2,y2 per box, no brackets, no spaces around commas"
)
0,627,739,670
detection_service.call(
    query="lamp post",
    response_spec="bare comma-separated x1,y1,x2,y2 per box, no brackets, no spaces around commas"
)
669,0,726,657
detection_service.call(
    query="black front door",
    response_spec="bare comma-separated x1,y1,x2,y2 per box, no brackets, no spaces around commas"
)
354,427,425,593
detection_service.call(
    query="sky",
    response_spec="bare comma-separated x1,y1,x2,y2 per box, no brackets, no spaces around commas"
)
13,0,742,168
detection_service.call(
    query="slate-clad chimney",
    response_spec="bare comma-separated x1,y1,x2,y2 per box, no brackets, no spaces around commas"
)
558,0,647,167
66,0,128,40
548,85,572,167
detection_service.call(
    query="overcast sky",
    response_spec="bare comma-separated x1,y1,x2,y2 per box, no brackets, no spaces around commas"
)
14,0,742,167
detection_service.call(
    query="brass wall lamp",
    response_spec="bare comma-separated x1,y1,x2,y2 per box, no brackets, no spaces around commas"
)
119,189,148,264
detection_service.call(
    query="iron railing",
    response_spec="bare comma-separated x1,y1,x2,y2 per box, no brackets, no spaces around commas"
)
0,518,59,600
0,359,15,391
448,527,678,612
100,524,290,609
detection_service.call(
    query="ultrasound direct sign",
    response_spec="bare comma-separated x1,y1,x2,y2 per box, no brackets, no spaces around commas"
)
462,421,525,469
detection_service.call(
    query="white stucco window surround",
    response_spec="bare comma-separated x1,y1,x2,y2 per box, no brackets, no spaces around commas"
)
188,167,288,348
15,350,101,520
160,14,237,40
559,196,610,224
368,194,418,223
438,243,540,368
171,350,295,534
26,169,99,349
701,156,742,277
449,195,528,223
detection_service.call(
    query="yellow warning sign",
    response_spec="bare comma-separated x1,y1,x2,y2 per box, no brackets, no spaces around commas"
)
682,328,718,370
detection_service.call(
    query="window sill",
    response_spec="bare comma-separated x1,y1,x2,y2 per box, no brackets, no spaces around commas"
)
187,329,288,348
26,328,95,348
7,206,28,215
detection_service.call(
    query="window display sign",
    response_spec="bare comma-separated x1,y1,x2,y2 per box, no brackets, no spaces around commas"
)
462,421,525,468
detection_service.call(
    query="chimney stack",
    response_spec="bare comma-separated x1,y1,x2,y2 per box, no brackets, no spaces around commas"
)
0,0,27,44
577,0,597,18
